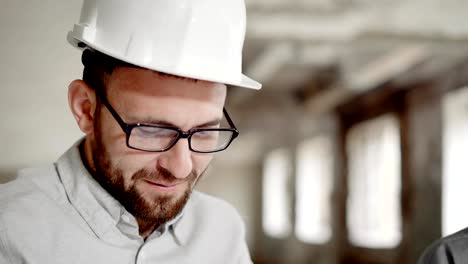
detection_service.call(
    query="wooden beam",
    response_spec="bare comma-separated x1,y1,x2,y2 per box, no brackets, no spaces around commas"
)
346,45,429,92
245,42,294,84
304,45,431,115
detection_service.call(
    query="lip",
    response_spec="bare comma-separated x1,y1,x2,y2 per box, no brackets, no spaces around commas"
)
143,180,182,192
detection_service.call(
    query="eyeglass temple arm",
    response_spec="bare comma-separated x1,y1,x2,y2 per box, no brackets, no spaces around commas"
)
94,90,130,132
223,108,238,131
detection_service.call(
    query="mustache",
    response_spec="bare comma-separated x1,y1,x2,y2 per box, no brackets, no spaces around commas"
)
131,166,198,185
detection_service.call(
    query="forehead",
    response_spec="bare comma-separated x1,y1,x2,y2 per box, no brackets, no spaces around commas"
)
105,67,227,126
107,67,226,101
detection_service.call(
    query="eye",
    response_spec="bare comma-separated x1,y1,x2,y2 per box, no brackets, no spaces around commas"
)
193,130,219,139
132,126,177,138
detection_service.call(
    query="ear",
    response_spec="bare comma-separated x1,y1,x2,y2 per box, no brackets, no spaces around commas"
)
68,80,97,134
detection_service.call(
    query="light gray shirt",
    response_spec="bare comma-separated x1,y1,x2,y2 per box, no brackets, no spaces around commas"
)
0,141,252,264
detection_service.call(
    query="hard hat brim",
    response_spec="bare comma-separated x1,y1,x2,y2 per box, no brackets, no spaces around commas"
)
68,33,262,90
238,75,262,90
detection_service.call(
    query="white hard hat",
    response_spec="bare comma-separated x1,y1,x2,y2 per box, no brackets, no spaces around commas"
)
67,0,261,90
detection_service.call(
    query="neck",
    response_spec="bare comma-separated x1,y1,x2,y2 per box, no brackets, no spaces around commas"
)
80,138,96,173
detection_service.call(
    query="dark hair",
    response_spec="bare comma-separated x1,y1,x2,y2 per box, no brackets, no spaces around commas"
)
81,49,135,97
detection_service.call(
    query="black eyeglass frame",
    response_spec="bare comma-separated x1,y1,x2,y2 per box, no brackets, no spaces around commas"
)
95,91,239,153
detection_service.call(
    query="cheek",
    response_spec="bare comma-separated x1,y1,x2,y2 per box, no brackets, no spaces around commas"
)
98,113,144,159
116,153,159,178
97,113,128,151
96,119,154,178
192,154,213,173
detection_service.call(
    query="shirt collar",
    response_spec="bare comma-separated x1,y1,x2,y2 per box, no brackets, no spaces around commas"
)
171,191,198,246
55,139,189,244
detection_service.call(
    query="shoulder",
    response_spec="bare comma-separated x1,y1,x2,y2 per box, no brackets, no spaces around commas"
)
418,227,468,264
0,165,60,260
0,164,64,221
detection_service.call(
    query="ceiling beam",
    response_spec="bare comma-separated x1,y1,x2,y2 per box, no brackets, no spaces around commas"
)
346,45,430,91
246,1,468,42
304,45,432,114
247,11,370,42
245,42,294,85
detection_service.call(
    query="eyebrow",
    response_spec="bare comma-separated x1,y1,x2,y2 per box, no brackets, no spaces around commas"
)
131,117,222,129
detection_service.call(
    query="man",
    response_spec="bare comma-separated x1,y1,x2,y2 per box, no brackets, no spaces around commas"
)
0,0,261,263
418,229,468,263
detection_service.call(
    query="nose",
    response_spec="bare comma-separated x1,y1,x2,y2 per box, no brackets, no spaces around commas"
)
157,139,193,179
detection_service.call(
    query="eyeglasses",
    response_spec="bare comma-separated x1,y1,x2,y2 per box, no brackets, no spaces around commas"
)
95,91,239,153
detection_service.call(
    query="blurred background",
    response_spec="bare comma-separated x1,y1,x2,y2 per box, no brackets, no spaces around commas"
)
2,0,468,263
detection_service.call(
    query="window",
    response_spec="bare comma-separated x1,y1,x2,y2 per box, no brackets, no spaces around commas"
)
262,148,292,238
346,114,402,248
295,136,333,244
443,87,468,236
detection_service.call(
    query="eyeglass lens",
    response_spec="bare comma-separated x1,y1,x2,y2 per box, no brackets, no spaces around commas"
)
128,126,234,152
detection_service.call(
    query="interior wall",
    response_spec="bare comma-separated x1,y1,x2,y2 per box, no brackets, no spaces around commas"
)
0,0,84,178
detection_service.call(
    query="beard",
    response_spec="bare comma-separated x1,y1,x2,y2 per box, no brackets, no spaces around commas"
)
89,110,201,227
